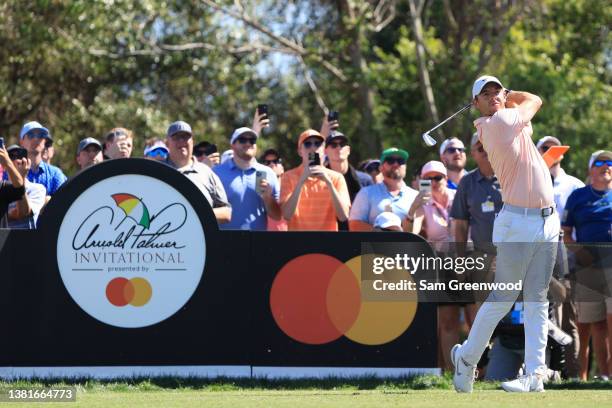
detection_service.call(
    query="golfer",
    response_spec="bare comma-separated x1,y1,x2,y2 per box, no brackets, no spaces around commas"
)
451,76,559,393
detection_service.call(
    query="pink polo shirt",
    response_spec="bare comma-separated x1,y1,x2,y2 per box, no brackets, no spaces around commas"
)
475,108,553,208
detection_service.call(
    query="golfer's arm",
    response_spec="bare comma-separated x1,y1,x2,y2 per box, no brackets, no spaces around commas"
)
506,90,542,123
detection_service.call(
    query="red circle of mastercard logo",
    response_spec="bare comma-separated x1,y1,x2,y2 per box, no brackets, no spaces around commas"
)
106,277,152,307
270,254,418,346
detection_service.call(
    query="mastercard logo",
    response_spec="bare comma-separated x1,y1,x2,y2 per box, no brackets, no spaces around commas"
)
106,277,152,307
270,254,418,346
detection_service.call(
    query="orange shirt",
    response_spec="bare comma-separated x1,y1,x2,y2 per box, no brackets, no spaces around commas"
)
280,166,350,231
475,108,553,208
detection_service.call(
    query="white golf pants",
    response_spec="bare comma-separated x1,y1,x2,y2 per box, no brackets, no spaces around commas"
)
460,204,559,375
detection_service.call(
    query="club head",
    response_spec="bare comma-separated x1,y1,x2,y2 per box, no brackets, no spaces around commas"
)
422,132,437,147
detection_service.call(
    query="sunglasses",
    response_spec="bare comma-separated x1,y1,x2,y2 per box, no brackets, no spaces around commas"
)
444,147,465,154
593,160,612,167
26,131,47,139
476,146,485,153
170,133,192,142
384,157,406,165
146,149,168,159
236,137,257,145
327,141,348,149
263,158,281,165
425,175,445,182
303,140,323,148
540,145,552,152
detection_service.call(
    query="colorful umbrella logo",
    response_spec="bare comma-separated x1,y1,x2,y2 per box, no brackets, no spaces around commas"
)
111,193,151,229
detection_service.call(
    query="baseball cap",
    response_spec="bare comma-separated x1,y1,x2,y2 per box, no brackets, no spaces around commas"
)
20,121,51,140
77,137,102,154
6,145,27,160
297,129,324,147
325,130,348,147
536,136,562,150
194,141,218,157
230,127,258,145
589,150,612,168
144,140,168,156
421,160,448,177
374,212,403,231
166,121,193,138
380,147,409,163
439,137,466,156
472,75,504,99
363,159,381,173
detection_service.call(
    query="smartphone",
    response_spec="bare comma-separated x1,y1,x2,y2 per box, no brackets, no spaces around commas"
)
255,170,267,194
308,152,321,166
327,111,339,122
0,137,4,149
257,104,268,117
419,179,432,194
541,145,569,168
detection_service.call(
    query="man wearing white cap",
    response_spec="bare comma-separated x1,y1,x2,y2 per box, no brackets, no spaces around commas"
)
451,76,559,393
16,121,66,199
165,120,231,224
439,137,467,190
213,127,280,231
373,212,403,232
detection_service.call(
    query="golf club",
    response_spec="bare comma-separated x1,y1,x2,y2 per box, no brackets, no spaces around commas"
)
422,103,472,146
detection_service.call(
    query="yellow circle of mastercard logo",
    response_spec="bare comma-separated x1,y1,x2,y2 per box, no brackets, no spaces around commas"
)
106,277,153,307
270,254,418,346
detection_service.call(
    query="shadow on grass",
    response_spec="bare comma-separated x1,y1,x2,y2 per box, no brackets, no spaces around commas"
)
0,373,610,392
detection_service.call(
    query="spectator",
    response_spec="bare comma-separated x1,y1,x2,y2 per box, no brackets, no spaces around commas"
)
324,130,372,199
165,121,231,224
261,148,285,178
104,127,133,159
0,145,26,227
214,127,280,230
349,148,418,231
76,137,104,171
561,149,612,380
6,145,41,229
359,159,382,184
17,121,66,199
409,160,456,371
193,141,219,167
261,148,287,231
439,138,467,189
537,135,584,379
280,129,350,231
143,139,169,162
373,211,403,232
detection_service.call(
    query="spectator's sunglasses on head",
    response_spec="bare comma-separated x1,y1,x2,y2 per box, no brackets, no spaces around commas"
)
303,139,323,148
236,136,257,145
593,160,612,167
425,175,445,182
328,141,348,149
444,147,465,154
365,162,380,173
146,148,168,159
263,157,282,165
383,156,406,165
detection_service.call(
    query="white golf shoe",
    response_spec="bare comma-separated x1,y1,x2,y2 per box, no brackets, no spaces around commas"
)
451,343,477,393
501,373,545,392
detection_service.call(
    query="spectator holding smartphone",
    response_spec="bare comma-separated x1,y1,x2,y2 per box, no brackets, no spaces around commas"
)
0,143,26,227
214,127,280,230
280,129,350,231
6,145,44,229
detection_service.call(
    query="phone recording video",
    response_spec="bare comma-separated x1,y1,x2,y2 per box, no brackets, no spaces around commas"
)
257,104,268,117
327,111,339,122
419,179,432,194
308,152,321,167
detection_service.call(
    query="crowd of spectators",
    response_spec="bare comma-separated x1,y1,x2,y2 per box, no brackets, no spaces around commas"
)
0,108,609,381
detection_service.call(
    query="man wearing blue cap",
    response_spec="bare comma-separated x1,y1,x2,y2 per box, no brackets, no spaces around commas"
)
165,120,231,224
17,121,66,200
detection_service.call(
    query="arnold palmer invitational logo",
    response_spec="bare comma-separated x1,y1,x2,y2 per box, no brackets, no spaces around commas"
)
57,175,206,328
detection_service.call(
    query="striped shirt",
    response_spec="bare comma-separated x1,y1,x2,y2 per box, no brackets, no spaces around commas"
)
280,166,350,231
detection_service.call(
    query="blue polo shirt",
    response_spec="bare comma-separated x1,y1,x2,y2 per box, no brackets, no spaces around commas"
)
562,186,612,242
213,159,279,231
26,162,66,196
349,181,419,225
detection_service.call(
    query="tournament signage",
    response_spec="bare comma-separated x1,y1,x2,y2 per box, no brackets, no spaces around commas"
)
56,175,206,328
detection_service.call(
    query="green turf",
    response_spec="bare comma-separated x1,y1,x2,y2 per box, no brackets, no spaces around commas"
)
0,375,610,408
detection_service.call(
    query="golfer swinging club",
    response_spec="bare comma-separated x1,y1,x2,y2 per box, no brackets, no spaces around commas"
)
451,76,559,393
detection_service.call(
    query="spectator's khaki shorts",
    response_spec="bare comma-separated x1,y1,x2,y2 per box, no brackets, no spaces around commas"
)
576,297,612,323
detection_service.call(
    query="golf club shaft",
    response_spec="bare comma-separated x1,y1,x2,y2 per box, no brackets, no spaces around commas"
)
426,103,472,134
